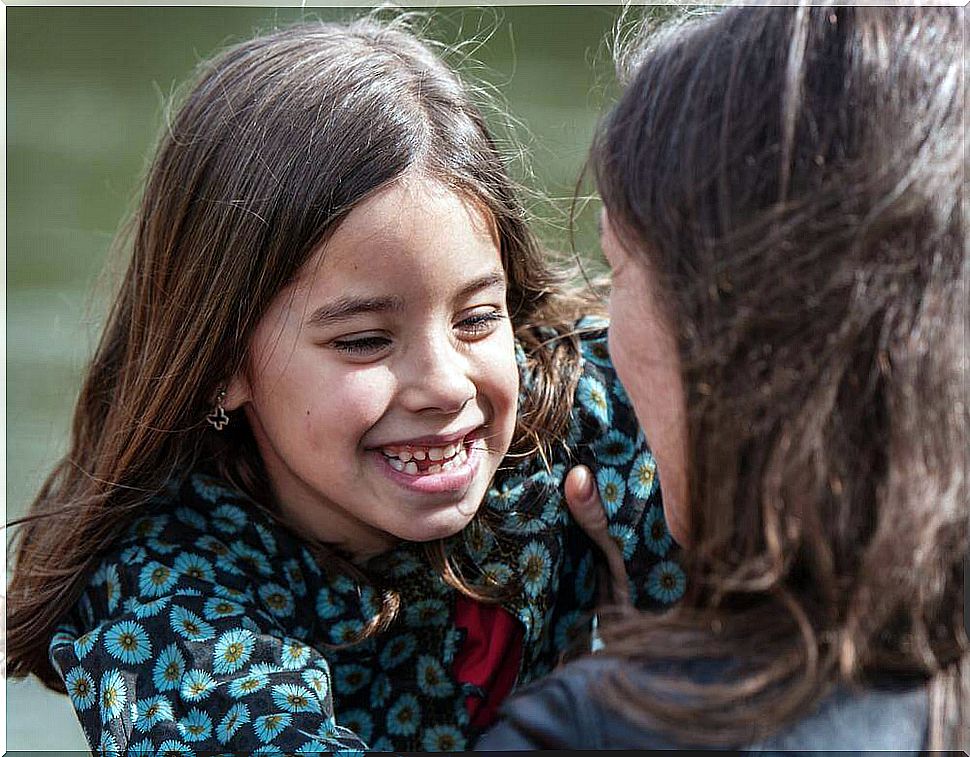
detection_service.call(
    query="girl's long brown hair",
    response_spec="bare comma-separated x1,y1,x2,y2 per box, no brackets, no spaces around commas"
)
593,5,967,749
7,17,598,690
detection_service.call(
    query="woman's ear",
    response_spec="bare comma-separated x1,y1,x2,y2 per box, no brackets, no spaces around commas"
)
223,372,251,411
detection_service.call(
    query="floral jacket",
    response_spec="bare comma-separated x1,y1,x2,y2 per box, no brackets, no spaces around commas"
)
49,324,684,754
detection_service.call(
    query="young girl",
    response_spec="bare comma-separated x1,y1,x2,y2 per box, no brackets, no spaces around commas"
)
6,18,682,753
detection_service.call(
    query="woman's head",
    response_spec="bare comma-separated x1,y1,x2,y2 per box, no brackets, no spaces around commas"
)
595,4,966,743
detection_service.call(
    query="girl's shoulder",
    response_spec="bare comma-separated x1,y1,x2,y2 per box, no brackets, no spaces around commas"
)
50,472,371,753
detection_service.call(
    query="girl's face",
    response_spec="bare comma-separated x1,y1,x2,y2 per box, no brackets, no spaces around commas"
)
600,211,690,546
228,177,519,560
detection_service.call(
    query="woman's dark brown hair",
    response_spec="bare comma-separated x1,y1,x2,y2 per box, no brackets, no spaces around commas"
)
7,17,596,689
594,5,967,749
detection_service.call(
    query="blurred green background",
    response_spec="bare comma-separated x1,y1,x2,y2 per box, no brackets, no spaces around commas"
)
7,5,634,749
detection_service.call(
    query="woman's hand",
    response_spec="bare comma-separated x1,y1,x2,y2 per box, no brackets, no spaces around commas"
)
565,465,632,607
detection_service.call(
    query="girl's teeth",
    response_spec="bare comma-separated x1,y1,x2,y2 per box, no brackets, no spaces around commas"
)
399,449,412,463
428,447,444,461
389,457,405,471
427,464,442,474
404,461,418,475
413,449,426,461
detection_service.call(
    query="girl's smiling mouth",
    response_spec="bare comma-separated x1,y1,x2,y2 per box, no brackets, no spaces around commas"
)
370,428,487,494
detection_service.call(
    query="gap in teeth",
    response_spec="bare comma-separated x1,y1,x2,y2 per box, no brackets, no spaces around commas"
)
384,442,469,475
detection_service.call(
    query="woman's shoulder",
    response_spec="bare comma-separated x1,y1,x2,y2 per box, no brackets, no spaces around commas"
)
478,654,930,752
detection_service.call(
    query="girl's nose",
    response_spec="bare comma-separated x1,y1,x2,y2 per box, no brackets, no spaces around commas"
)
399,337,476,415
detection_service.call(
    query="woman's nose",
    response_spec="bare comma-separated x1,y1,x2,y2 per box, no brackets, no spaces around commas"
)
398,336,476,415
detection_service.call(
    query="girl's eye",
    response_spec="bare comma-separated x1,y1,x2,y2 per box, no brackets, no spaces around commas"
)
456,309,505,337
331,335,390,355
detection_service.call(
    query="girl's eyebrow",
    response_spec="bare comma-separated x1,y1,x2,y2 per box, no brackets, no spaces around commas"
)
306,295,405,328
456,270,506,301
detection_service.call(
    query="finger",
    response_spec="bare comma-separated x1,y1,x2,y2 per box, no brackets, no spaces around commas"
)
565,465,631,606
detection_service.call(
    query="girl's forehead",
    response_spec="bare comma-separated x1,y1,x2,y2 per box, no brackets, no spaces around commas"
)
290,177,505,299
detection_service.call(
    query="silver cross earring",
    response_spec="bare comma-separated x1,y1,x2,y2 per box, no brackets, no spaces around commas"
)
206,388,230,431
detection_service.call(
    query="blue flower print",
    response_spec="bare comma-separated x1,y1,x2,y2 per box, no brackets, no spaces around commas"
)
519,540,552,598
581,334,613,368
202,596,244,621
104,620,152,665
253,712,292,743
301,668,330,702
271,683,321,714
174,506,207,530
596,466,626,517
211,503,247,534
577,374,612,426
441,627,463,666
228,668,269,698
628,450,658,500
258,582,295,618
608,523,637,561
369,672,391,709
253,522,278,555
252,747,284,757
486,475,527,511
540,493,568,527
646,560,687,604
643,504,673,556
73,627,100,660
66,666,96,711
98,669,127,722
212,580,254,603
125,595,171,619
152,643,185,692
329,618,364,645
194,534,230,559
179,668,216,702
594,429,636,466
92,563,122,613
404,599,447,627
315,585,346,621
422,724,466,751
99,731,120,757
481,561,514,587
229,540,272,577
134,694,174,731
192,473,238,503
213,628,255,675
139,561,177,598
146,537,179,555
369,737,395,752
464,525,496,564
334,663,372,695
612,377,632,408
280,638,311,670
121,544,148,565
504,507,547,535
216,702,250,745
415,654,454,698
130,514,167,540
128,738,155,757
157,739,195,756
379,633,416,669
170,604,215,642
178,708,213,742
91,561,118,587
554,610,587,652
282,558,307,597
340,709,374,743
386,693,420,736
384,550,422,578
173,552,215,584
297,739,340,754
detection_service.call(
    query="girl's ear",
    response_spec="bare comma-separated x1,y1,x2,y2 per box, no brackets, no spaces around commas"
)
223,372,251,411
